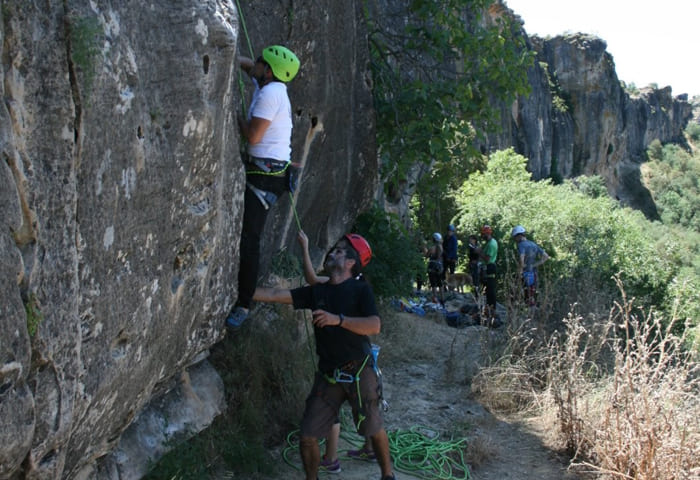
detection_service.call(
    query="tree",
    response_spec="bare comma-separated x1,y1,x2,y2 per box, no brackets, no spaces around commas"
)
365,0,535,223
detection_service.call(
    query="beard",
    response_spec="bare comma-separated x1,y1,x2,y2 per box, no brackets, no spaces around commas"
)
323,254,343,272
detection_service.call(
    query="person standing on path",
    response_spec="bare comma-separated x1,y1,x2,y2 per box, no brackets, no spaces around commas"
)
425,232,444,305
253,234,396,480
467,234,481,295
226,45,300,329
442,224,458,290
296,231,375,474
476,225,499,324
511,225,549,311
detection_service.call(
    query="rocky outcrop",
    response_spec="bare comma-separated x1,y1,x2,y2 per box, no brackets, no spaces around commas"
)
501,30,693,218
0,1,375,478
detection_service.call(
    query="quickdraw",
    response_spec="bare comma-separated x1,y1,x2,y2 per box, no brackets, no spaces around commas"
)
323,355,370,385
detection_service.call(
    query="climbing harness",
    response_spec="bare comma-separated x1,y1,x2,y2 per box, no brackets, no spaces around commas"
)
246,182,278,210
323,356,369,385
322,355,371,430
247,157,289,174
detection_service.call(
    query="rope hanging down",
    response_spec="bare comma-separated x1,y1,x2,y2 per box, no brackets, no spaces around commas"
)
235,0,255,116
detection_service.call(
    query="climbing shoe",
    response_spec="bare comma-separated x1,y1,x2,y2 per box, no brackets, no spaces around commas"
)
225,306,249,330
319,455,341,474
380,475,396,480
346,446,376,461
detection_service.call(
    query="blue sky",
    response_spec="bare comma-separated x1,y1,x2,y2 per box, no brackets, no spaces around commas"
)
504,0,699,97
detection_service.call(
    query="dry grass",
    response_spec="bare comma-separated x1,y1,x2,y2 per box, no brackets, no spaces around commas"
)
464,433,499,468
474,279,700,480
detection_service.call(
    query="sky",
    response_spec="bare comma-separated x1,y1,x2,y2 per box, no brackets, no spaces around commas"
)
504,0,699,97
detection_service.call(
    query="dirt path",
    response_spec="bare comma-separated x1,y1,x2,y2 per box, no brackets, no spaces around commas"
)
264,306,584,480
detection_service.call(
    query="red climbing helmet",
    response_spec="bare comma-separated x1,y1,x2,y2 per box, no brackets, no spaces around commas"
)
344,234,372,267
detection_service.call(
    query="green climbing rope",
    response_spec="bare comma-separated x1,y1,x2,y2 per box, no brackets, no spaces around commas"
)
387,425,471,480
234,0,255,116
281,409,472,479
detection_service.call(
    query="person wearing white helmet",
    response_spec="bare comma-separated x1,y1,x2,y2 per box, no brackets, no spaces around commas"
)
227,45,301,330
424,232,444,304
511,225,549,310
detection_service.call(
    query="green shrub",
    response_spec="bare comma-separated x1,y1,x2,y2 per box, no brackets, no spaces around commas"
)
24,293,43,337
353,204,425,298
452,148,696,331
642,142,700,231
145,308,313,479
69,16,102,94
686,122,700,144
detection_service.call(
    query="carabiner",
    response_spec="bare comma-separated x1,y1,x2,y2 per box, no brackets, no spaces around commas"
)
333,370,356,383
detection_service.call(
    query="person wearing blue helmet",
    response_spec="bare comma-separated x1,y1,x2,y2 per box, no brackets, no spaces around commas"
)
511,225,549,311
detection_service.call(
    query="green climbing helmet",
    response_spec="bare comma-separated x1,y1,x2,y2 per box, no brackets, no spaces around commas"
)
262,45,300,82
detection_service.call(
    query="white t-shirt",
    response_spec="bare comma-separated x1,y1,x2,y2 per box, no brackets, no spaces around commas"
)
247,80,292,161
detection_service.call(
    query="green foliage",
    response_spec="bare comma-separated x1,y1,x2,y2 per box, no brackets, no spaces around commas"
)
145,311,313,479
69,16,102,93
686,122,700,143
541,61,570,113
642,142,700,231
270,247,303,279
567,175,607,198
647,139,663,161
622,80,640,96
24,293,43,337
353,204,425,297
365,0,535,200
452,148,697,327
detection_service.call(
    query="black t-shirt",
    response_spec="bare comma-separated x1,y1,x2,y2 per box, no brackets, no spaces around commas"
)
291,278,378,373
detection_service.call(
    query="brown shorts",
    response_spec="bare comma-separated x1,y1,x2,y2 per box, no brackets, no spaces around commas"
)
300,360,383,439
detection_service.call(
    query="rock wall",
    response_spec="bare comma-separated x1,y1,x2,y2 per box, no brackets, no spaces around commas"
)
0,1,376,478
494,19,693,218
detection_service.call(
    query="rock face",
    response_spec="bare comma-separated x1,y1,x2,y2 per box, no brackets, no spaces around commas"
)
0,1,375,479
500,31,693,218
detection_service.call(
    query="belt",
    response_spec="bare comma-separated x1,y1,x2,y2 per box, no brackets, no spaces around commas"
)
338,358,364,372
249,157,288,173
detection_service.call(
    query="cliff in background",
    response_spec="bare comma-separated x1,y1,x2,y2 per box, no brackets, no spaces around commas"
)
0,1,693,479
487,3,693,218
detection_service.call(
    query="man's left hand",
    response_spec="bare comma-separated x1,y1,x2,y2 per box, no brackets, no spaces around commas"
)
311,310,339,328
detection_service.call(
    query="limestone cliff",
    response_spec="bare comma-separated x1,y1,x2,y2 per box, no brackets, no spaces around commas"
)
493,10,693,218
0,1,375,479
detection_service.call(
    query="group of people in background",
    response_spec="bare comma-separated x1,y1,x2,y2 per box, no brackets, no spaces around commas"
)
422,223,550,325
